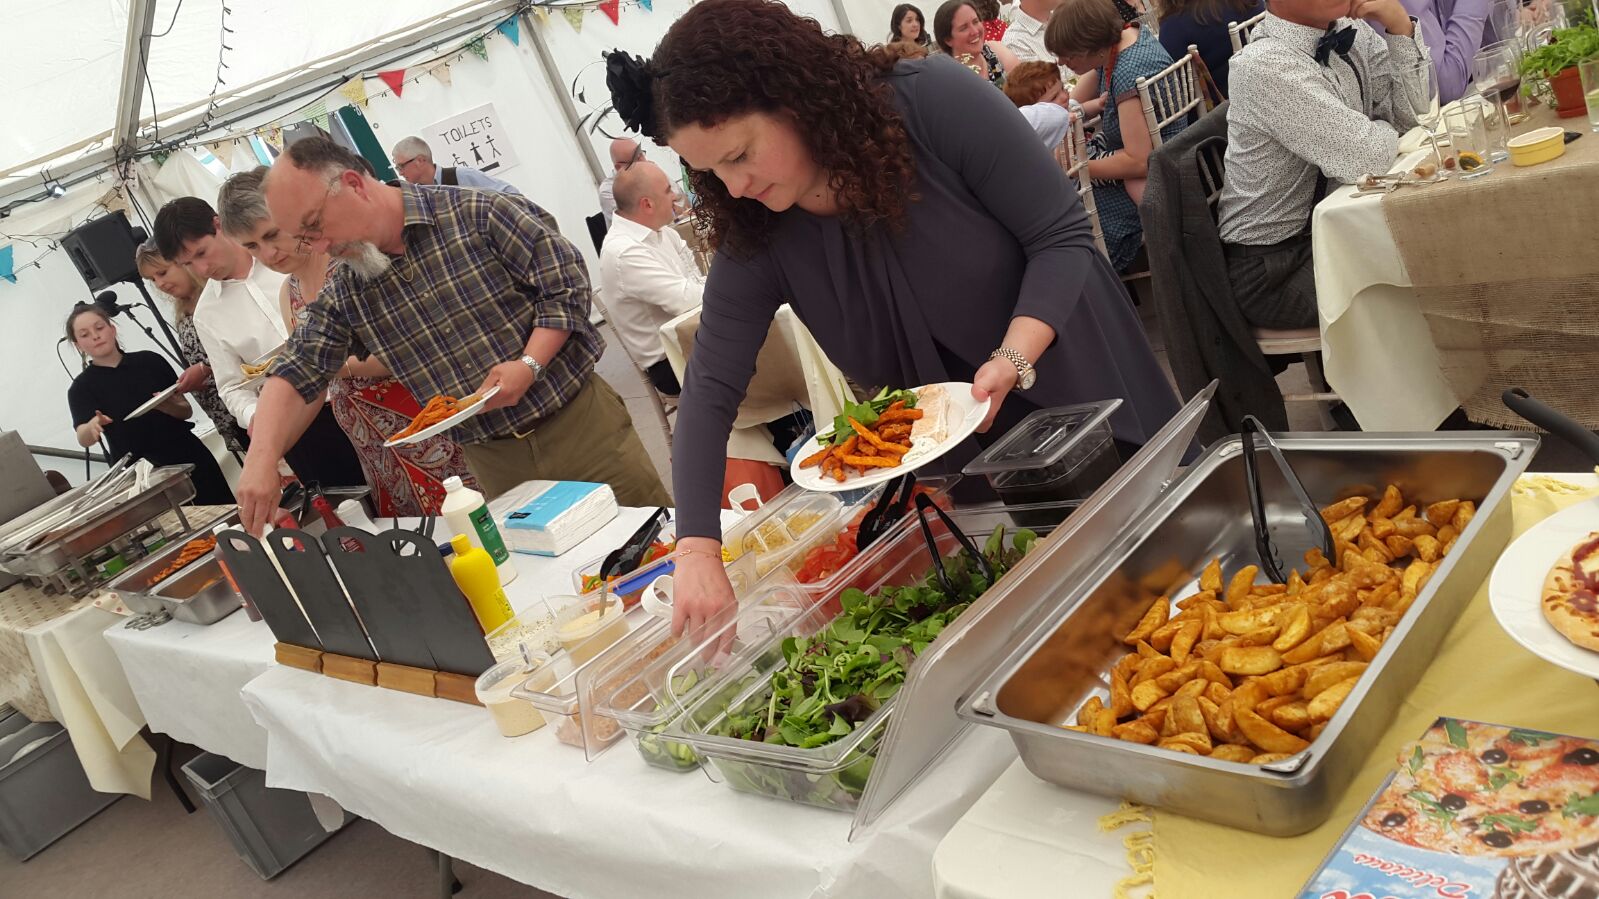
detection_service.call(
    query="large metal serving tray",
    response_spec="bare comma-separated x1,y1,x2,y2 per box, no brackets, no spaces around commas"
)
108,510,242,625
0,465,196,578
958,431,1537,835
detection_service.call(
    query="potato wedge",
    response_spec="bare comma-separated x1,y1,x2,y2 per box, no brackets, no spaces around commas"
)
1210,743,1256,763
1125,596,1172,645
1235,707,1310,754
1199,662,1234,690
1225,565,1259,607
1270,700,1312,733
1169,694,1206,736
1287,569,1305,595
1131,680,1168,712
1059,724,1089,732
1260,663,1311,697
1384,534,1414,558
1271,603,1312,652
1303,662,1368,698
1175,590,1217,610
1424,499,1460,527
1452,501,1475,532
1373,485,1403,519
1155,660,1202,693
1148,617,1187,653
1400,559,1433,601
1132,655,1177,686
1219,604,1288,636
1197,696,1229,742
1112,719,1160,744
1371,516,1396,540
1347,627,1382,662
1077,696,1105,728
1110,671,1134,717
1334,514,1368,545
1174,678,1208,701
1307,676,1360,722
1320,496,1368,522
1159,732,1212,755
1394,516,1438,539
1236,625,1282,647
1157,739,1201,754
1413,534,1441,563
1091,706,1117,737
1171,620,1202,665
1357,529,1393,563
1219,645,1282,676
1282,619,1349,665
1199,558,1223,593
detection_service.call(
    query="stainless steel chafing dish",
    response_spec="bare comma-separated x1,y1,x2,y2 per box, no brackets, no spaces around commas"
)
0,463,198,593
957,431,1538,835
108,510,242,625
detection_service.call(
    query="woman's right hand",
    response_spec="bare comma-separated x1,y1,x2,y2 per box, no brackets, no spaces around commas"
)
673,536,738,653
79,411,111,446
175,363,210,394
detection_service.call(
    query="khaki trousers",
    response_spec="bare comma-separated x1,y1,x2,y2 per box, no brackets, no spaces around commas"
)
462,374,671,508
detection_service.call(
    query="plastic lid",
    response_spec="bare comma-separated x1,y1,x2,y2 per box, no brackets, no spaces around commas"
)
475,654,551,701
450,534,472,555
961,400,1122,476
443,476,464,491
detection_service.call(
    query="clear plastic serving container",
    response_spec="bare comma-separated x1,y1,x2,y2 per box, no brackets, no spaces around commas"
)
591,582,830,772
570,525,680,608
662,505,1055,812
721,486,843,578
962,400,1124,526
783,476,960,593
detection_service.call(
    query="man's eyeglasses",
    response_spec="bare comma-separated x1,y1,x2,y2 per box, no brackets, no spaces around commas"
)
618,144,645,171
292,179,337,253
393,155,420,170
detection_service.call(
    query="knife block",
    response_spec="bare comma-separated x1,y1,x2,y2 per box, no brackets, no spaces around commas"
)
376,661,437,698
321,653,377,686
274,643,323,673
434,671,482,706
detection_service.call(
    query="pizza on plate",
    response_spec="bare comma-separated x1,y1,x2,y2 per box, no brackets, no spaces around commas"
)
1541,531,1599,653
1362,719,1599,857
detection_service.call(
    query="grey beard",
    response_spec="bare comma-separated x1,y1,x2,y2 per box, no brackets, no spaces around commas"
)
336,242,392,279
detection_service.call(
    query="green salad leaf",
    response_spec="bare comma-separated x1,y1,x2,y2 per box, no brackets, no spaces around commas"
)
819,387,919,448
1565,791,1599,819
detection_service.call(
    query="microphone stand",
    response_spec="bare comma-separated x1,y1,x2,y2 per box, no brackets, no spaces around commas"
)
124,277,186,362
119,304,186,368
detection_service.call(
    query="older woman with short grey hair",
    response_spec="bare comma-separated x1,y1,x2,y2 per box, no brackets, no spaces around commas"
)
214,168,480,515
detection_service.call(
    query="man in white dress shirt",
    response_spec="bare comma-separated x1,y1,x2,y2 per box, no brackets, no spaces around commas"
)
598,161,704,396
153,197,365,487
1217,0,1429,329
390,136,522,195
1003,0,1074,79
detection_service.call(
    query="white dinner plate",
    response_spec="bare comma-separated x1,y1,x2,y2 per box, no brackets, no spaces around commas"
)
1488,495,1599,680
239,345,285,385
125,384,181,421
791,382,991,494
383,386,501,447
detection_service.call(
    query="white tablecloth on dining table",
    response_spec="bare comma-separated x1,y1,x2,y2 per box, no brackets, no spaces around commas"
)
1312,148,1460,433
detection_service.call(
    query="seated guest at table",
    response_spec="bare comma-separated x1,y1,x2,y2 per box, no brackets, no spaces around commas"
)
606,0,1178,643
1047,0,1186,272
1005,0,1077,82
1002,61,1077,148
154,197,368,491
1157,0,1266,97
65,305,234,505
1401,0,1490,102
976,0,1009,40
598,137,647,226
390,136,521,196
936,0,1022,85
217,168,479,516
889,3,934,47
1216,0,1428,328
599,160,707,397
233,137,669,533
135,241,248,455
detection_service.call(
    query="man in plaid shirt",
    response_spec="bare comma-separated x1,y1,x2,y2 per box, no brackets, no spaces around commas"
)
238,137,667,534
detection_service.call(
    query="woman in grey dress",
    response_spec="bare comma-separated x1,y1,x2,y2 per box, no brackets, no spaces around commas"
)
607,0,1178,639
135,242,249,454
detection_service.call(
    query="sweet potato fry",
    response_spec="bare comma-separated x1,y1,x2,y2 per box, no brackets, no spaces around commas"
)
841,455,900,469
876,408,924,424
799,446,832,469
848,418,909,455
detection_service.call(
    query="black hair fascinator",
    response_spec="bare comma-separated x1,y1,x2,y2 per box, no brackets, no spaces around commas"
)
605,50,658,137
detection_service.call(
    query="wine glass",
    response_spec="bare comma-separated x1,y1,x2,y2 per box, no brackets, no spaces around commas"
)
1472,41,1522,161
1399,58,1446,173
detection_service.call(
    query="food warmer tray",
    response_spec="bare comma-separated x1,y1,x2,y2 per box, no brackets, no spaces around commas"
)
957,431,1538,835
108,510,242,625
0,465,198,585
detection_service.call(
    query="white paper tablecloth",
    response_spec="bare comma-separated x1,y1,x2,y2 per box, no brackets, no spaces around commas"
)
1312,149,1459,432
103,609,276,770
243,665,1014,899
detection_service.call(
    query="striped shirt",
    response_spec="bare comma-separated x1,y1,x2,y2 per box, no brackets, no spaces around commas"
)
269,183,601,444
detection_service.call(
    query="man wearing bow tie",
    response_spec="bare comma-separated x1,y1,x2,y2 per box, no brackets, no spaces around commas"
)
1216,0,1430,330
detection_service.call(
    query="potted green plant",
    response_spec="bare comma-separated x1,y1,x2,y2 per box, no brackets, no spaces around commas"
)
1519,25,1599,117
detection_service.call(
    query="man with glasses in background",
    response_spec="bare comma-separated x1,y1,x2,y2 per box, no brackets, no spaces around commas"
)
237,137,669,535
390,135,522,195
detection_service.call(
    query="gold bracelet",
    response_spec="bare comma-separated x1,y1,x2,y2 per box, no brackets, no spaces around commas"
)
677,546,724,563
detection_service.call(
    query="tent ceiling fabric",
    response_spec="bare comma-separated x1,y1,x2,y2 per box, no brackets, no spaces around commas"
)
0,0,511,179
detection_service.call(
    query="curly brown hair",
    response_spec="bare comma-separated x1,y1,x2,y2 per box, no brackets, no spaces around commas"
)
646,0,916,258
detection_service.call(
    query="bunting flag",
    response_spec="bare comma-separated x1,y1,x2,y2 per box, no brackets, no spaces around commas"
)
599,0,620,25
496,16,521,46
263,127,284,150
304,99,330,131
431,60,454,87
0,245,14,284
339,76,369,109
100,188,131,216
563,6,585,31
207,140,234,168
532,6,549,24
639,0,651,10
378,69,408,97
465,36,489,61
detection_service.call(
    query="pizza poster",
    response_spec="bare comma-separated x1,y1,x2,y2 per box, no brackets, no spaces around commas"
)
1300,718,1599,899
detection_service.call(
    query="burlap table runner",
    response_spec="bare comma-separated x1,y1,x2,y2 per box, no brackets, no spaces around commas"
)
1382,106,1599,427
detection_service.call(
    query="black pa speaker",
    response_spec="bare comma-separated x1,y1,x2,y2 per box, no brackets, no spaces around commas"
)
60,211,147,292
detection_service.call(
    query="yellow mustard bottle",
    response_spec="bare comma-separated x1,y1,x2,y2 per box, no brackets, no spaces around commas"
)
448,534,514,634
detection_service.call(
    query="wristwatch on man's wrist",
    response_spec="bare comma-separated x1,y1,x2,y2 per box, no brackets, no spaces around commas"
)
519,354,544,380
989,347,1037,390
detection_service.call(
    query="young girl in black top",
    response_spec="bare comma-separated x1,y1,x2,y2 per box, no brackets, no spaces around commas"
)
65,305,235,505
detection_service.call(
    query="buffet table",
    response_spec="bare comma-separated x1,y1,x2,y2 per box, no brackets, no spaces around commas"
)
1314,105,1599,432
932,473,1599,898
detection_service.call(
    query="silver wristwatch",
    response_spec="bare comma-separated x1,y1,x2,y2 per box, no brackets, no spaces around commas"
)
519,354,544,379
989,347,1036,390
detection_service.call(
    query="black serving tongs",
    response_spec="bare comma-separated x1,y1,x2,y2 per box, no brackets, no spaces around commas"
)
1503,388,1599,464
910,492,994,596
1240,415,1336,584
601,507,670,580
857,473,920,553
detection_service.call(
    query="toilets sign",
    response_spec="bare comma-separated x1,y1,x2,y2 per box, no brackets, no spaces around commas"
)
424,103,519,174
